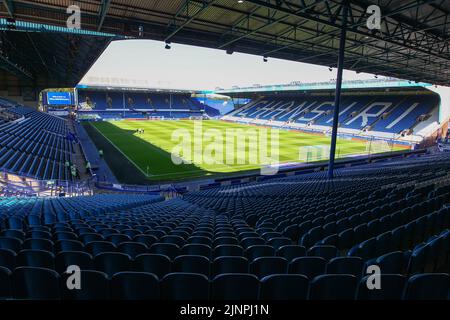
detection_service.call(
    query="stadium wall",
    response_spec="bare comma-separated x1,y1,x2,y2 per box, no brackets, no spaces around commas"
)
428,85,450,123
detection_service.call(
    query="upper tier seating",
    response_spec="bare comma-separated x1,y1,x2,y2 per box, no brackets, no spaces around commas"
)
0,152,449,300
225,94,439,136
77,91,218,119
0,102,76,181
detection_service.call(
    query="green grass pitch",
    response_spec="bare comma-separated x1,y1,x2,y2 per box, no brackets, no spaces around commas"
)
86,120,405,183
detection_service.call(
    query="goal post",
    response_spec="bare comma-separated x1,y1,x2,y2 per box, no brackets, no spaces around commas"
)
366,139,392,154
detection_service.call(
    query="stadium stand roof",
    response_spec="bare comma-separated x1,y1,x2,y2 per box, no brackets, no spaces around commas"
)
0,27,111,84
76,84,195,95
212,78,434,95
1,0,449,88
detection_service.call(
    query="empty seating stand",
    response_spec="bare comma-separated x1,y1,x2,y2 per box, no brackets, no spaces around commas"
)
0,103,75,181
1,151,450,300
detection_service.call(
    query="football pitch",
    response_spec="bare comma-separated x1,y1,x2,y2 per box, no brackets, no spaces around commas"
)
85,120,405,183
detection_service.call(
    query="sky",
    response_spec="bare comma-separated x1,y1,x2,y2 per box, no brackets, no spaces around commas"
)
80,39,377,91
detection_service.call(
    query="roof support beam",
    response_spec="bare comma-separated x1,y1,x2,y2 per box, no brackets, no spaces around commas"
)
1,0,14,18
26,32,50,77
165,0,218,43
245,0,448,62
218,0,329,49
0,53,33,80
98,0,112,31
172,0,192,23
328,0,349,180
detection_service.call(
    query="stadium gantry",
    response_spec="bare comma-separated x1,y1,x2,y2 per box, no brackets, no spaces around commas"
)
0,0,449,304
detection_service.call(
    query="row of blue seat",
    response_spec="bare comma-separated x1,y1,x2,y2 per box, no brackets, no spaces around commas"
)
0,105,75,180
1,152,450,299
229,94,438,134
0,248,370,278
1,266,448,300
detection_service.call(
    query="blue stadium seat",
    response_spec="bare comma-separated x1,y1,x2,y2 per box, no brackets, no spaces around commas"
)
93,252,132,277
214,244,244,258
283,224,299,242
161,273,210,300
99,228,119,237
117,242,148,259
0,248,16,271
309,274,358,300
0,237,22,252
289,257,327,279
54,232,78,241
110,272,159,300
7,217,24,230
212,256,249,277
27,230,52,240
62,270,109,300
0,266,12,299
1,229,25,240
375,251,405,274
85,241,116,256
213,236,239,247
161,235,185,247
17,249,55,269
246,245,275,261
23,238,54,252
55,240,84,252
133,234,158,247
357,274,407,300
122,229,141,238
404,273,450,300
353,224,368,244
276,245,306,262
407,244,428,275
134,254,171,279
212,273,260,300
188,236,212,246
260,274,309,300
307,245,338,261
55,251,93,273
267,237,292,250
326,257,364,278
320,234,338,246
337,228,353,250
250,257,288,279
107,234,132,246
79,233,104,244
53,227,72,234
300,226,324,248
241,237,265,248
13,267,61,300
375,231,394,256
173,255,210,277
147,230,167,239
150,243,180,260
181,244,211,258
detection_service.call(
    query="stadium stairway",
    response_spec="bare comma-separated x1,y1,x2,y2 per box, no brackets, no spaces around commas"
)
67,120,90,181
74,121,118,184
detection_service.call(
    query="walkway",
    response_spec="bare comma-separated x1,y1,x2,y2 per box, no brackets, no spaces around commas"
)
73,121,119,184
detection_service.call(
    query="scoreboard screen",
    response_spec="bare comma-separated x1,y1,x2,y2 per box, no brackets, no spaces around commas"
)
47,92,73,105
